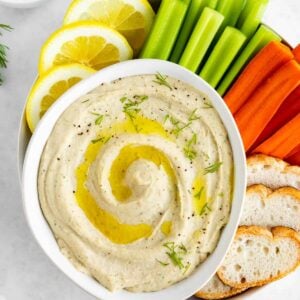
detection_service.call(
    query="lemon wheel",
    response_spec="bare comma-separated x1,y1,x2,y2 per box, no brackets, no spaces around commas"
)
63,0,155,55
38,21,133,74
26,63,96,132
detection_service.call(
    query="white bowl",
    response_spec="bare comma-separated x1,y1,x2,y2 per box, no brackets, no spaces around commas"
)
21,59,246,300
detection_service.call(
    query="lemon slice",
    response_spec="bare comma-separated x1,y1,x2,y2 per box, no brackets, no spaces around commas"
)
39,21,133,74
63,0,155,55
26,63,95,132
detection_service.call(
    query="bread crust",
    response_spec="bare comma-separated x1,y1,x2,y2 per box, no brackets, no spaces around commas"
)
247,154,300,176
217,226,300,289
247,184,300,200
195,285,246,299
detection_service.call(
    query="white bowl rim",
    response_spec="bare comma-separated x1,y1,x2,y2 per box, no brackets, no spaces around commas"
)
22,59,246,300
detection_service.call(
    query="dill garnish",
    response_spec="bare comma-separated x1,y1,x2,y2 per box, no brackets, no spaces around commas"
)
188,109,200,121
91,136,111,144
172,122,191,137
89,112,104,125
194,186,204,199
163,242,189,270
183,133,197,160
202,101,213,109
0,24,13,85
166,115,191,137
200,203,212,216
204,161,223,174
95,115,104,125
163,114,170,123
120,95,148,131
153,72,173,90
156,259,169,266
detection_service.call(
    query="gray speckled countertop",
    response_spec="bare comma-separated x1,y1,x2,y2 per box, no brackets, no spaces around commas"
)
0,0,299,299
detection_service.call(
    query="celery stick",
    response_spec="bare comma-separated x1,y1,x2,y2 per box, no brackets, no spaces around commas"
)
216,0,246,30
170,0,220,63
200,27,246,88
139,0,190,60
179,8,224,72
205,0,218,9
217,25,281,96
170,0,205,63
237,0,269,37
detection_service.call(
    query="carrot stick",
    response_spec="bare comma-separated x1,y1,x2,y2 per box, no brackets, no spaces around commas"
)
224,41,293,114
249,85,300,151
253,113,300,159
235,60,300,152
285,144,300,166
286,144,300,158
286,151,300,166
293,44,300,64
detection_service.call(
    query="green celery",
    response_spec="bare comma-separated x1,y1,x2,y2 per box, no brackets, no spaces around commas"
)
170,0,204,63
204,0,218,9
200,27,246,88
179,7,224,72
237,0,269,37
140,0,190,60
217,25,281,96
170,0,220,63
216,0,246,30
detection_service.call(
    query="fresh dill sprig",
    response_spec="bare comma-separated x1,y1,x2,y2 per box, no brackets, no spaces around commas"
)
202,101,213,109
162,242,189,271
163,114,170,123
204,161,223,174
91,136,111,144
153,72,173,90
120,95,148,132
172,122,191,137
183,133,197,161
0,24,13,85
188,109,200,121
200,202,212,216
166,115,191,137
0,24,13,36
90,112,104,125
163,242,184,269
194,186,204,199
156,259,169,266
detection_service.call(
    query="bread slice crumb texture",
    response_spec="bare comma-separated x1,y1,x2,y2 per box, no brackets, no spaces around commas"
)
240,185,300,231
217,226,300,289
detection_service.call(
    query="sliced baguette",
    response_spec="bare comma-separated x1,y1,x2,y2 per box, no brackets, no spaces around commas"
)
247,154,300,189
240,185,300,231
217,226,300,289
195,274,247,299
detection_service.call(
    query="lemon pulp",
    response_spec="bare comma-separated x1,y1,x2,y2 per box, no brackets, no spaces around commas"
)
40,77,81,117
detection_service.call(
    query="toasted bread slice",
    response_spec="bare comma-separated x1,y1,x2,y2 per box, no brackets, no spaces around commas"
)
217,226,300,289
247,155,300,189
240,185,300,231
195,274,247,299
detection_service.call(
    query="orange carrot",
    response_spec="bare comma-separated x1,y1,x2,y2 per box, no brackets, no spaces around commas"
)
235,60,300,152
253,113,300,159
286,144,300,158
224,41,293,114
249,85,300,151
286,151,300,166
285,145,300,166
293,44,300,64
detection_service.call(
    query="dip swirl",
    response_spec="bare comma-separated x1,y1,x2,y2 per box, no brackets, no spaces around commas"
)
38,74,233,292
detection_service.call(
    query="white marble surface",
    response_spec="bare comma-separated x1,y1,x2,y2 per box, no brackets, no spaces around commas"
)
0,0,299,299
0,1,94,299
